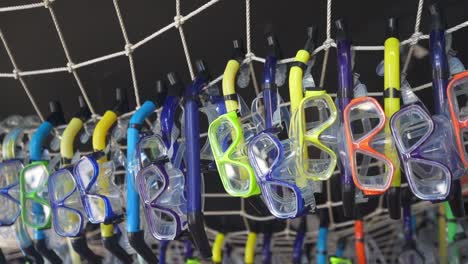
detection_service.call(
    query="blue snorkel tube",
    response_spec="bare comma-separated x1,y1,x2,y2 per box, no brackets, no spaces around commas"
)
185,60,212,259
429,4,465,218
127,88,160,262
159,240,169,264
161,73,184,164
262,232,272,264
292,217,306,264
31,101,66,264
317,209,329,264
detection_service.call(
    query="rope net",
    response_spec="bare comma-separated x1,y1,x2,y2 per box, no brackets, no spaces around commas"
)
0,0,467,262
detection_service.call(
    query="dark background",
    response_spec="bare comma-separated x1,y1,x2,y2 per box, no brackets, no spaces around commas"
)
0,0,467,119
0,0,468,254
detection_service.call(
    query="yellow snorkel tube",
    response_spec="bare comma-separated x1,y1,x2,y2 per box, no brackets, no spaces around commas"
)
61,97,102,263
383,17,402,220
92,89,133,263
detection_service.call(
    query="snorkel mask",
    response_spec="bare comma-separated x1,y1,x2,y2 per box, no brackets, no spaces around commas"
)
343,18,401,196
185,60,213,259
76,88,132,263
248,27,318,219
48,96,103,263
208,41,260,198
136,133,187,240
20,101,66,264
290,26,338,182
1,117,44,263
126,82,164,263
390,5,465,202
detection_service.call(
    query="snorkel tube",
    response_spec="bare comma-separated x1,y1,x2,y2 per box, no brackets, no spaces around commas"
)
159,240,169,264
212,232,225,264
62,97,102,263
384,17,402,220
317,209,329,264
126,88,159,263
161,73,184,160
429,4,465,217
354,208,366,264
261,231,272,264
263,28,280,129
94,88,133,264
292,217,306,264
335,19,355,218
185,60,212,259
30,101,66,264
2,124,44,263
245,229,257,264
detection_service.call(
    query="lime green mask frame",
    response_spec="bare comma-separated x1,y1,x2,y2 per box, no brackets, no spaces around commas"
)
208,57,260,197
19,161,52,229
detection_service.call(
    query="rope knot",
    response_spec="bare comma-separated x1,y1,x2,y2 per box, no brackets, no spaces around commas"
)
409,32,422,45
124,43,134,56
43,0,51,8
12,69,19,80
66,62,75,73
244,52,255,63
174,15,184,28
323,38,334,50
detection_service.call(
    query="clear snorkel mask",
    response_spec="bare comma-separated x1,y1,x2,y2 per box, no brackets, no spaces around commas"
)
136,133,187,241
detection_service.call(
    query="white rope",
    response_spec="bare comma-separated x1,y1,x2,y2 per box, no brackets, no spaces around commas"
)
46,1,97,115
245,0,260,95
112,0,141,107
0,30,45,121
176,0,195,80
319,0,333,88
0,0,463,258
402,0,424,74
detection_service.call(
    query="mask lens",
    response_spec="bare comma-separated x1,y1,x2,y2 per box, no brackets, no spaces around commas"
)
301,141,334,177
23,164,48,193
348,101,382,142
138,136,167,168
85,195,106,222
0,194,19,224
407,159,449,198
215,119,237,153
51,170,75,201
56,207,81,236
249,135,280,176
151,208,177,239
393,109,432,153
25,199,50,227
264,181,297,215
141,166,166,201
222,162,251,193
302,97,332,132
450,77,468,121
75,158,96,189
0,161,23,188
354,151,391,189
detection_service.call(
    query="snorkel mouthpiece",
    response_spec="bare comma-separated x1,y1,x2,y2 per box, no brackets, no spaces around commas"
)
47,101,66,127
232,39,246,62
167,72,184,97
155,79,168,106
304,25,318,54
75,96,92,122
112,88,128,115
386,17,399,39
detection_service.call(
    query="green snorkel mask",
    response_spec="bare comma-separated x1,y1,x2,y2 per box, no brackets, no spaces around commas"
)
208,40,261,197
